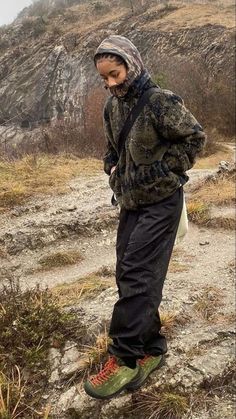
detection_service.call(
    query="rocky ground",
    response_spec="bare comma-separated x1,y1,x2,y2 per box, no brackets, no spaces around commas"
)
0,157,235,418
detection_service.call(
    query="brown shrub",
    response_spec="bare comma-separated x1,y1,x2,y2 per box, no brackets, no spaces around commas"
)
152,56,235,142
42,87,107,158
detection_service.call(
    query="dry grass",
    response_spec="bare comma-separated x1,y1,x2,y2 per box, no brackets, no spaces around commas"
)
188,174,235,228
209,216,235,230
190,177,235,206
214,312,235,325
143,2,235,31
37,250,84,271
52,272,114,307
187,201,211,225
131,389,189,419
0,367,25,419
169,260,190,273
77,330,112,375
169,248,192,273
185,345,205,359
160,311,189,337
160,311,177,333
195,146,234,169
61,2,126,36
0,154,102,210
193,287,222,321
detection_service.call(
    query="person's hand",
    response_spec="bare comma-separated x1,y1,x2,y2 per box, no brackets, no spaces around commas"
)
110,166,116,175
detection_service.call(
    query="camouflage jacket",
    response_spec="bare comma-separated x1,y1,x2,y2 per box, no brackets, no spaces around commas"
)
103,81,206,210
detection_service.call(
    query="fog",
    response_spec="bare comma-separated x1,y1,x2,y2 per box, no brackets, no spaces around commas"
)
0,0,33,26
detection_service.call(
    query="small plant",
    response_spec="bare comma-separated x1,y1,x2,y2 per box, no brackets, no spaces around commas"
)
193,286,221,321
160,310,189,338
0,366,25,419
38,250,84,271
132,388,189,419
160,311,177,332
187,201,210,225
78,330,112,375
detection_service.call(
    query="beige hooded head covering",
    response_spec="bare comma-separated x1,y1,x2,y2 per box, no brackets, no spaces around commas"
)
94,35,150,98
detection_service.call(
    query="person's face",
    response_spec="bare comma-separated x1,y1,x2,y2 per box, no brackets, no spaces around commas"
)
96,58,128,88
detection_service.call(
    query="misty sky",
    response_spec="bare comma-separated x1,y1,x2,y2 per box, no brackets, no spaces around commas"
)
0,0,34,27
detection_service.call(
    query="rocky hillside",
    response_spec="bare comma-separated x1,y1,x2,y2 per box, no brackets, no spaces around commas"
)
0,0,235,154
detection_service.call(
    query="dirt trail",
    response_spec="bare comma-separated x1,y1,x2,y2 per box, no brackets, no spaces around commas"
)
0,167,220,290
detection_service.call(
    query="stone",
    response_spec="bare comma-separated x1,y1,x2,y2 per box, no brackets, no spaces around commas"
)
56,386,77,413
48,348,61,370
60,342,81,379
66,389,98,418
100,394,132,419
48,347,62,384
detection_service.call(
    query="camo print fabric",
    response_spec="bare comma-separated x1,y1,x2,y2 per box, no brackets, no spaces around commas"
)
95,36,206,210
94,34,146,98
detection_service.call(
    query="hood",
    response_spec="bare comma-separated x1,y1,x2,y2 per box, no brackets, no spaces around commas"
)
94,35,148,98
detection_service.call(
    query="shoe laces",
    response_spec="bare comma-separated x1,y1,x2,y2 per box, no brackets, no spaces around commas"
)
90,356,119,386
139,355,154,366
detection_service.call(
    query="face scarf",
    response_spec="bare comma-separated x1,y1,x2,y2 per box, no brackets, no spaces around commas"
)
94,35,149,98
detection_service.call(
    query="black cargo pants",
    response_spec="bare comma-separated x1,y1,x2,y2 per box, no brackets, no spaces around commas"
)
108,187,183,366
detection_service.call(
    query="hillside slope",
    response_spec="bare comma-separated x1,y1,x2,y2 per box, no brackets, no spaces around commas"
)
0,0,235,153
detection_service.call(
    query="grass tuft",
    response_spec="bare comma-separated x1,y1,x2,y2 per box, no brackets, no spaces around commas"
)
52,272,114,307
77,330,112,375
132,389,189,419
187,201,210,225
0,366,25,419
160,311,177,332
160,311,189,338
190,178,235,207
193,287,221,321
38,250,84,271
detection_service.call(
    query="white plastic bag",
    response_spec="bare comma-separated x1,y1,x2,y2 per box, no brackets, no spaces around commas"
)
175,192,188,245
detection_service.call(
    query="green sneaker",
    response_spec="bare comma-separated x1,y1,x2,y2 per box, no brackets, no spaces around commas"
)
84,356,141,399
126,354,165,391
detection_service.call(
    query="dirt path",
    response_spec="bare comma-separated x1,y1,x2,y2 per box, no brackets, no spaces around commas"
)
0,167,219,288
0,164,234,293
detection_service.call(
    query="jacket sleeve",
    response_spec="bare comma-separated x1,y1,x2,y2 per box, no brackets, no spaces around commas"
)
150,91,206,174
103,98,119,176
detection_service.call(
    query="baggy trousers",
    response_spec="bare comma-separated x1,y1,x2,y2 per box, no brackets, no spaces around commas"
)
108,187,183,364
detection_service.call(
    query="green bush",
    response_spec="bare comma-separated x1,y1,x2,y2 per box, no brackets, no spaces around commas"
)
0,280,85,373
0,279,86,416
